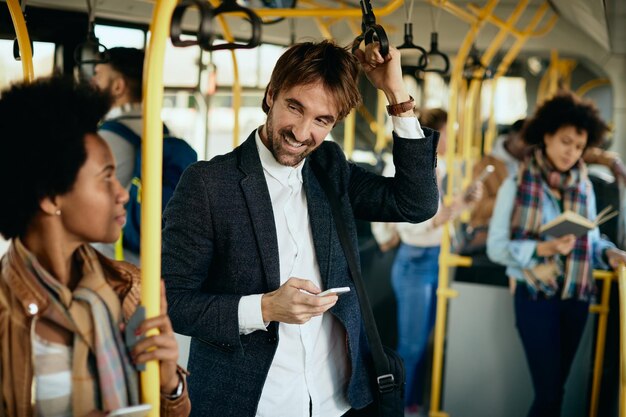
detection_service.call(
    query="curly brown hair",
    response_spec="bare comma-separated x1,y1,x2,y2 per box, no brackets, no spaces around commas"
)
522,91,608,149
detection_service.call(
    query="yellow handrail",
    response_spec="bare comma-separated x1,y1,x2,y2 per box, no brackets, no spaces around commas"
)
343,109,356,159
430,2,500,414
6,0,34,82
192,0,403,19
589,270,617,417
575,78,611,98
617,264,626,417
207,0,242,149
142,0,178,415
374,90,387,153
484,2,556,153
461,0,528,193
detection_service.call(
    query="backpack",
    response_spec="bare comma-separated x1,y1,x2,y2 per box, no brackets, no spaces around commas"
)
99,120,197,254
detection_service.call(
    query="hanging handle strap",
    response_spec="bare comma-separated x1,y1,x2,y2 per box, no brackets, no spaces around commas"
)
397,23,428,71
207,0,262,51
419,32,450,75
310,160,395,393
351,0,389,58
170,0,215,48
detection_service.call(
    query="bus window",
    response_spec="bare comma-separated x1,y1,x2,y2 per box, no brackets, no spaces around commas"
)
0,40,55,89
163,37,201,88
95,24,145,49
481,76,527,124
423,72,449,109
207,92,267,159
212,43,285,88
162,90,207,159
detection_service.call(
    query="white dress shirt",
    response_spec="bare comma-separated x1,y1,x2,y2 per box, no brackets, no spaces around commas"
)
238,116,424,417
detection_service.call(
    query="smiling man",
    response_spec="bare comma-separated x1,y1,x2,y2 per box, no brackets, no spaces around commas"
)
161,40,440,417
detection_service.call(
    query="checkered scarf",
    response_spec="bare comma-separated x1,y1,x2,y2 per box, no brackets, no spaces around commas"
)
14,240,139,413
511,148,593,300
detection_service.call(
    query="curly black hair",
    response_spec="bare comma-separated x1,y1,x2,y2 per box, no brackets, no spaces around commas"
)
0,75,111,240
522,91,608,149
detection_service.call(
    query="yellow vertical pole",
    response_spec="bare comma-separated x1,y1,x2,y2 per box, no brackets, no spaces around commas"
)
6,0,34,82
343,109,356,158
462,0,528,188
205,2,242,149
617,264,626,417
143,0,177,415
429,2,500,415
484,2,556,152
374,89,387,153
589,271,616,417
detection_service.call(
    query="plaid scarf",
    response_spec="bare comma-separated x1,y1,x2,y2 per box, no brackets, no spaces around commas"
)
14,239,139,414
511,148,592,300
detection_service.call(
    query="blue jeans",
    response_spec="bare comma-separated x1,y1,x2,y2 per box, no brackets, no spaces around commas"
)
514,284,589,417
391,243,440,407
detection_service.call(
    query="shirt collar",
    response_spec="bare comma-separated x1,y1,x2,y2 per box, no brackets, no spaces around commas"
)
255,128,304,187
104,102,143,121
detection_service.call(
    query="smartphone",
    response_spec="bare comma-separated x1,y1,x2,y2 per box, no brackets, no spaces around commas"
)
317,287,351,297
107,404,152,417
124,305,146,371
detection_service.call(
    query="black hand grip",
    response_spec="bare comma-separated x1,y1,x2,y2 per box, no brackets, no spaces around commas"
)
351,0,389,58
73,32,108,65
397,23,428,71
171,0,215,48
206,2,262,51
13,37,34,61
419,32,450,75
364,24,389,58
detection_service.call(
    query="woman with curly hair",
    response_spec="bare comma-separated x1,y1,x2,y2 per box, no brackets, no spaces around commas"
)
0,76,191,417
487,92,626,417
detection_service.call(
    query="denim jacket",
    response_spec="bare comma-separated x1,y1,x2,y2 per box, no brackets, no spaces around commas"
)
486,175,615,282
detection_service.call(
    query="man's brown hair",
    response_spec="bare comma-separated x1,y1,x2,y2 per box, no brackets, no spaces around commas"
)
262,40,361,121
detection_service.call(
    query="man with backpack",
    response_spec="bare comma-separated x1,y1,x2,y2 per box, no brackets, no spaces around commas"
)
92,47,197,263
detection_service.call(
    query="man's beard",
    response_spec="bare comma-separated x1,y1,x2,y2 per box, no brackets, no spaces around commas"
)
266,108,314,167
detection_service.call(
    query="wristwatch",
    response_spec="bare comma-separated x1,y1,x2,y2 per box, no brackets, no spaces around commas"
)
163,376,184,400
386,96,415,116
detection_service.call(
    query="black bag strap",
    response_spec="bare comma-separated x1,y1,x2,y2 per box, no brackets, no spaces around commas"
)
310,160,396,394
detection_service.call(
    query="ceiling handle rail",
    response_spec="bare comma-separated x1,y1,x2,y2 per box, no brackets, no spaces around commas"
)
351,0,390,58
6,0,34,81
466,2,556,39
208,0,403,20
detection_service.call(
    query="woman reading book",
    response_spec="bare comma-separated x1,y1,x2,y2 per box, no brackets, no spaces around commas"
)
0,76,191,416
486,91,626,417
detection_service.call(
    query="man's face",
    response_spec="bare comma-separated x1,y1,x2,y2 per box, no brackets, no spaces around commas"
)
261,81,339,167
91,63,119,95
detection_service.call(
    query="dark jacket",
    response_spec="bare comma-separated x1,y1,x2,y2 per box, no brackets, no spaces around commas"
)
162,130,439,416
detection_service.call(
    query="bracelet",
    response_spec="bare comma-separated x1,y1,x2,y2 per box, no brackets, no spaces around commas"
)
163,375,184,400
386,95,415,116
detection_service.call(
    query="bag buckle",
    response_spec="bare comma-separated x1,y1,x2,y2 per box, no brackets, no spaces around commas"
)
377,374,396,393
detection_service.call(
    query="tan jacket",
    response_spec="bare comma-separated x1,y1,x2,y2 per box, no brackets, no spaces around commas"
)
0,243,191,417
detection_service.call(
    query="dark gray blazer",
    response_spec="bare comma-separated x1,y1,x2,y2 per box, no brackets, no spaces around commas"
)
162,129,439,417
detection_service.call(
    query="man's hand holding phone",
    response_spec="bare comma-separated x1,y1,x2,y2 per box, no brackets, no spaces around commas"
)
261,278,344,324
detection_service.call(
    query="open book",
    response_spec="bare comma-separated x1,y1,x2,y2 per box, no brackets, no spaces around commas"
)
539,205,619,238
